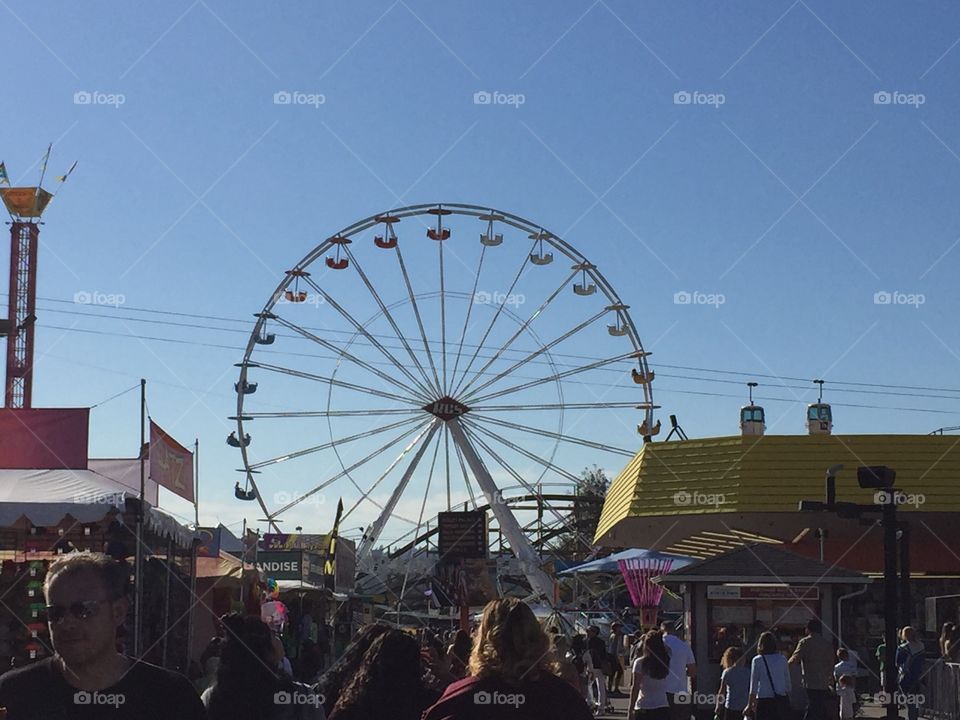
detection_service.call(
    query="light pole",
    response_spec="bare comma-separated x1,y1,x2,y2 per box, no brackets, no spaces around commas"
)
800,465,902,720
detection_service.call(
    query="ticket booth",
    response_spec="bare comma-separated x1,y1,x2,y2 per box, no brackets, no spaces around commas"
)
655,543,871,712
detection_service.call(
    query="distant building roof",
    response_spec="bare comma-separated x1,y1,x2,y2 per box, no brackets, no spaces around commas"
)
656,542,870,585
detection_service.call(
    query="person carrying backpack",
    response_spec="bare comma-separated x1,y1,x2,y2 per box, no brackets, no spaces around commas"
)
895,626,925,720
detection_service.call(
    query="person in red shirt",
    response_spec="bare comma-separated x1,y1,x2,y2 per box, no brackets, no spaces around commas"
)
422,598,593,720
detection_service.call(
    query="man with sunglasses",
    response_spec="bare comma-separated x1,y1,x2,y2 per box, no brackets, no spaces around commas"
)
0,551,205,719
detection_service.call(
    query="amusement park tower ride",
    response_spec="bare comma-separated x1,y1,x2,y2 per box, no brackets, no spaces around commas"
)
0,161,56,408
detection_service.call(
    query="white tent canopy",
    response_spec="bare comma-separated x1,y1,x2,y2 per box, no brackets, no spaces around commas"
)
0,462,194,548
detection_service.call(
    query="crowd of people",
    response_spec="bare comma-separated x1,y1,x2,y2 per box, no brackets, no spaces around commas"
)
0,552,597,719
1,550,954,719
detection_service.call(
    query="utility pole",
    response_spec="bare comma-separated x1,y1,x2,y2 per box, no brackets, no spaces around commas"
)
800,465,902,720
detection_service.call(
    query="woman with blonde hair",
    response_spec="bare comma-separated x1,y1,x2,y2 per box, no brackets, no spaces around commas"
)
715,646,749,720
422,598,592,719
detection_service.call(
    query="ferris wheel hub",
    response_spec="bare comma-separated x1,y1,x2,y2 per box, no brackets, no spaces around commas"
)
423,396,471,421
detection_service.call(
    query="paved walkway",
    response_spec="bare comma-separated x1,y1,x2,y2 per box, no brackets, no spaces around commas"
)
594,691,910,718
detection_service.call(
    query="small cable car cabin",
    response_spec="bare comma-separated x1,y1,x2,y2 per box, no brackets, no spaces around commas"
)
740,381,765,436
807,403,833,435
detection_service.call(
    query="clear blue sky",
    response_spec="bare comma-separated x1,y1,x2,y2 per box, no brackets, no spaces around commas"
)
3,1,960,545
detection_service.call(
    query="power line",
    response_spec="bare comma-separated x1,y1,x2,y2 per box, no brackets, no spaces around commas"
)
20,295,960,395
41,324,958,416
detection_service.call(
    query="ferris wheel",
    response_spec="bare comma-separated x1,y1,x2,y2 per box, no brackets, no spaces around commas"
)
231,203,657,599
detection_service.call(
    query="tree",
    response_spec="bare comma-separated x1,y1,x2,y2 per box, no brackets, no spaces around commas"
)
555,465,609,561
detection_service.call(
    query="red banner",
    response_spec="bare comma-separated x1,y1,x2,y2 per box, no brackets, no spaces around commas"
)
0,408,89,469
148,420,194,502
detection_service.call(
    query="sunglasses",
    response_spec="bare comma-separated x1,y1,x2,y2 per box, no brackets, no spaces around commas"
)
45,599,106,624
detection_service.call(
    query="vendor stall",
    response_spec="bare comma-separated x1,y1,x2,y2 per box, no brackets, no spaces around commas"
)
0,464,197,672
654,543,870,712
191,549,262,662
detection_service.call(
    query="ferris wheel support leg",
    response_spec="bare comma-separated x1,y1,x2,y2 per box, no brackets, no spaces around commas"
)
447,418,556,604
357,420,441,565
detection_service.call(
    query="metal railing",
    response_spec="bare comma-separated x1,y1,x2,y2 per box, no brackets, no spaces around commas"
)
921,660,960,719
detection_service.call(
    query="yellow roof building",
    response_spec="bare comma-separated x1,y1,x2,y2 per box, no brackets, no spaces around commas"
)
595,434,960,565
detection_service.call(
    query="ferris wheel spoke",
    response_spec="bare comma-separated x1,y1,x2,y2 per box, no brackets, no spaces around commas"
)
447,418,555,600
354,420,441,560
251,361,422,405
457,267,579,399
399,430,441,605
449,245,487,392
270,418,434,518
450,425,479,510
343,244,440,396
272,315,430,401
468,351,637,405
459,422,596,555
461,309,607,402
393,242,443,394
471,401,644,412
438,236,449,392
468,413,634,457
461,417,580,483
444,423,452,511
450,246,530,397
241,408,421,418
247,415,424,470
302,277,437,400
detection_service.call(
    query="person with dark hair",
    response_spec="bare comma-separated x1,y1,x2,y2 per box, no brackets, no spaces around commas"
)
939,622,955,659
423,598,593,720
299,639,324,685
789,618,834,720
747,632,791,720
567,634,592,701
204,613,324,720
586,625,610,714
327,630,430,720
0,551,205,719
608,622,626,695
315,623,390,716
946,625,960,662
628,630,670,719
447,629,472,680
